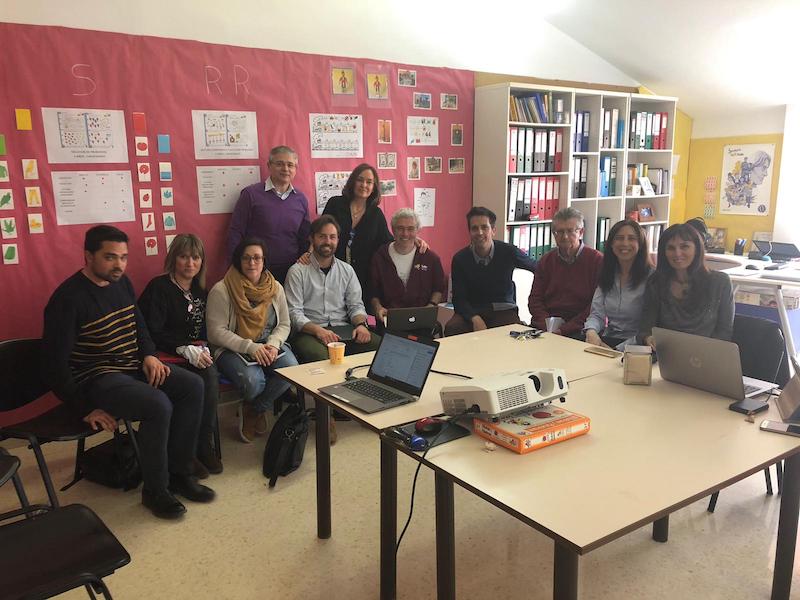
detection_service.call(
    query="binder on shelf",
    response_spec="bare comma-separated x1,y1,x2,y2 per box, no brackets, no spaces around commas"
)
530,176,541,220
602,109,611,148
579,157,588,198
616,115,625,149
534,130,547,172
538,178,547,218
554,130,564,171
508,177,519,221
609,156,618,196
645,113,653,149
523,178,533,217
575,112,584,152
637,113,646,149
599,156,610,197
581,111,590,152
572,157,581,197
524,128,535,173
547,129,556,172
509,127,518,173
659,112,668,149
610,108,619,149
551,178,560,219
516,177,525,218
596,217,610,252
544,177,554,218
516,128,525,173
629,113,637,149
520,224,530,254
652,113,661,150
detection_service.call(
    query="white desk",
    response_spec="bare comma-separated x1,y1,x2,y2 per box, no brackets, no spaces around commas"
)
387,367,800,599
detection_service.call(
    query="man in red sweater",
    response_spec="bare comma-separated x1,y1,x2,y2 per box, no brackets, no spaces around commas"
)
529,207,602,337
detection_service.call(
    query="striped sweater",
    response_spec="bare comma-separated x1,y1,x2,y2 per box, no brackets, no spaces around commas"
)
43,271,155,416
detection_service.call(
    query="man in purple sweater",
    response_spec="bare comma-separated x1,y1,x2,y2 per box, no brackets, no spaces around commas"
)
529,207,603,337
227,145,311,283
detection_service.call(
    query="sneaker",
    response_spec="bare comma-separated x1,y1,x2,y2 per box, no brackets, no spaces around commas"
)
197,444,223,475
169,474,216,503
142,488,186,520
239,403,259,443
192,457,210,480
254,411,268,436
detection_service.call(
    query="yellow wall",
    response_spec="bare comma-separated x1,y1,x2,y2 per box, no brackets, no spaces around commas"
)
669,109,692,224
685,134,783,252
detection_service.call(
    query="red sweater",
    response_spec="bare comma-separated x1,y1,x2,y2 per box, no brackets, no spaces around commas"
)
528,247,603,335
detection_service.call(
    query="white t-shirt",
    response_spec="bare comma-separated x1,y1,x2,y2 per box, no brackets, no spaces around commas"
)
388,242,415,286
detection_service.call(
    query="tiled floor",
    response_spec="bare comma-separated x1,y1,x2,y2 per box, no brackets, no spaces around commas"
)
1,415,797,599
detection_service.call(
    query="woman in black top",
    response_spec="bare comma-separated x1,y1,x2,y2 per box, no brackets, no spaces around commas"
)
139,234,222,477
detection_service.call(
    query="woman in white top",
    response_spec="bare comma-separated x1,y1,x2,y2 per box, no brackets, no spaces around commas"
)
584,219,653,349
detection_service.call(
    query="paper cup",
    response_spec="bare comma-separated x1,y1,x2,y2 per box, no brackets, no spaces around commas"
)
327,341,346,365
545,316,564,333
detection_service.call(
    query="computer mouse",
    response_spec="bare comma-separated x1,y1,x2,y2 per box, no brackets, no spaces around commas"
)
745,264,760,270
415,417,445,435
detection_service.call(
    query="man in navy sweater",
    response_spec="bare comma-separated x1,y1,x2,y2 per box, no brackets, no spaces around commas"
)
445,207,537,336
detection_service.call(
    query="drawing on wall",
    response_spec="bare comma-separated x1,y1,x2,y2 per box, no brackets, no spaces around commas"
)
332,67,355,95
407,116,438,146
451,124,463,146
377,152,397,169
192,110,259,160
367,73,389,100
1,216,17,239
42,107,129,164
0,161,8,182
407,157,420,181
720,143,775,216
27,213,44,234
413,92,432,110
380,180,397,196
309,113,363,158
378,119,392,144
414,188,435,226
440,94,458,110
449,158,465,174
2,243,18,265
314,171,350,214
25,187,41,207
424,157,442,173
0,189,12,210
397,69,417,87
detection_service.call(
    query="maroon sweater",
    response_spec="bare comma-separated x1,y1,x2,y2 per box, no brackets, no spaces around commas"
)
369,244,447,309
528,246,603,335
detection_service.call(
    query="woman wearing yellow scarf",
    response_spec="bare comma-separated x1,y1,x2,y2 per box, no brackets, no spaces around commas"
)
207,238,299,443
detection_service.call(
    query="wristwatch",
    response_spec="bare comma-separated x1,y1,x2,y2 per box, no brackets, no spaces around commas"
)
354,322,368,331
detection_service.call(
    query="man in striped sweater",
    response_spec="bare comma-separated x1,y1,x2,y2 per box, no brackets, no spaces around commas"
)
43,225,215,519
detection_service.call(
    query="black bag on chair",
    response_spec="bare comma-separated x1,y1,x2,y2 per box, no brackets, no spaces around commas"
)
79,431,141,491
262,403,309,488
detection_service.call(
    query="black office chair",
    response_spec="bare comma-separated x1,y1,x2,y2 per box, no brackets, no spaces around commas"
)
0,447,131,600
707,315,789,512
0,338,141,507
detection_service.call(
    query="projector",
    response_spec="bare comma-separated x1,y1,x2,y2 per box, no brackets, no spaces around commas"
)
440,369,568,419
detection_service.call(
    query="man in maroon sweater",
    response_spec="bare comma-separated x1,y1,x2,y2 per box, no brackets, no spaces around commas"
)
529,207,602,337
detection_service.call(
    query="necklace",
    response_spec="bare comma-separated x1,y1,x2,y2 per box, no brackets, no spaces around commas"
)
350,202,365,225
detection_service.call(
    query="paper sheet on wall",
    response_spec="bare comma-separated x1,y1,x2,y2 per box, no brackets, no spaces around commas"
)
309,113,363,158
314,171,350,214
42,108,129,163
407,116,439,146
414,188,435,226
52,171,134,225
192,110,259,159
196,165,261,214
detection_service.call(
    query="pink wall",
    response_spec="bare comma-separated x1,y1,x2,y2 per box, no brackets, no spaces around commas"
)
0,23,473,342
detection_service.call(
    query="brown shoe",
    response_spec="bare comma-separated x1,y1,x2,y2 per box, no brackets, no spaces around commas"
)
239,403,259,443
329,419,338,446
254,411,268,436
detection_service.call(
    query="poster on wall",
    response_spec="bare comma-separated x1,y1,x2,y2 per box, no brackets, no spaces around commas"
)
42,108,129,163
314,171,350,214
196,165,261,214
720,143,775,216
192,110,259,159
414,187,436,226
52,171,134,225
309,114,363,158
407,116,439,146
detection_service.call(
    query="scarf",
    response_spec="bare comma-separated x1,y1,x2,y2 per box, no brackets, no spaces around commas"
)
223,266,277,341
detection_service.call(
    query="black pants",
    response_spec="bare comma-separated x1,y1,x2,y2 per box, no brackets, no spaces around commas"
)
87,367,204,493
173,363,219,452
444,307,522,336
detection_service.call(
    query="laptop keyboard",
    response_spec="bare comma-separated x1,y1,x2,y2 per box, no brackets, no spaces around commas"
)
744,383,762,396
343,379,404,403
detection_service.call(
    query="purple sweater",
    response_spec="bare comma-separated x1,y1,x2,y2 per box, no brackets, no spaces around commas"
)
226,182,311,271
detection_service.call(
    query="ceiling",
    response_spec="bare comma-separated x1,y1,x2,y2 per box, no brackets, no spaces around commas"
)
544,0,800,127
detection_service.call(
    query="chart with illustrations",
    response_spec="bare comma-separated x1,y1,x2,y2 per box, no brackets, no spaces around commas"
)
192,110,259,159
309,113,363,158
42,108,128,163
314,171,350,213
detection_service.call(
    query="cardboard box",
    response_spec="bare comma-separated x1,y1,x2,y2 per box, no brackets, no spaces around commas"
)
473,405,590,454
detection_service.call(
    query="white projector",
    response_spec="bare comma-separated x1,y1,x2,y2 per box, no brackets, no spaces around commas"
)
440,369,568,419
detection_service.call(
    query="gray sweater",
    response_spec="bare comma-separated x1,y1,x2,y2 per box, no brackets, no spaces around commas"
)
637,270,734,343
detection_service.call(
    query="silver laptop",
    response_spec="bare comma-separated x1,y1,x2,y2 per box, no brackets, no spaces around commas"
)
773,356,800,423
319,332,439,413
385,306,439,333
653,327,779,400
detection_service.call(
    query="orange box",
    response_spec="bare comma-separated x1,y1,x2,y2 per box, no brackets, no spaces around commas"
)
473,405,590,454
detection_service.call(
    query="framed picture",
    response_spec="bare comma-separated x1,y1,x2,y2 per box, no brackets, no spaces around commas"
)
413,92,432,110
636,202,656,222
448,158,465,174
440,93,458,110
451,123,463,146
397,69,416,87
639,176,656,197
707,227,727,250
424,156,442,173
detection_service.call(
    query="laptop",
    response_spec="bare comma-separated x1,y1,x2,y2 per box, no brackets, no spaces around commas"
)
385,306,439,333
752,240,800,263
653,327,779,400
773,356,800,423
319,332,439,413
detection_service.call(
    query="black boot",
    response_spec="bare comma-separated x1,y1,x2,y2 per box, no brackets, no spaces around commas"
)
142,488,186,520
197,440,223,475
169,474,216,503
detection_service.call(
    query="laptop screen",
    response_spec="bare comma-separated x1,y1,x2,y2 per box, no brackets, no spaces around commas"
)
367,332,439,396
753,240,800,261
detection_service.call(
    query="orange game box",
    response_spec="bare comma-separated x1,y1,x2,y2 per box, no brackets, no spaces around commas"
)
473,405,590,454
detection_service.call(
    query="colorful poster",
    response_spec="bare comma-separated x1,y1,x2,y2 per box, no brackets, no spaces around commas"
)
314,171,350,214
41,107,129,163
309,113,363,158
720,144,775,216
192,110,259,160
196,165,261,214
52,170,134,225
407,116,439,146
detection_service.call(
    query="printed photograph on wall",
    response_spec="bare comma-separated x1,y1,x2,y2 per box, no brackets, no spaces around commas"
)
367,73,389,100
397,69,417,87
331,67,355,95
720,143,775,216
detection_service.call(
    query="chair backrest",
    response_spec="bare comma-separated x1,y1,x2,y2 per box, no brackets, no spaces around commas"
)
0,338,50,412
732,315,790,386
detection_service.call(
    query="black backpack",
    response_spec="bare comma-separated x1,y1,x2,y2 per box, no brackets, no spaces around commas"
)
79,431,142,491
262,402,309,488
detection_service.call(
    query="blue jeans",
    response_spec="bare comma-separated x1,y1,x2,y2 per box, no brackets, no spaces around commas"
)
216,344,299,414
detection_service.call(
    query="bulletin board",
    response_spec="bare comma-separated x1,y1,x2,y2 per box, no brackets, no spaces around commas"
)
0,23,474,340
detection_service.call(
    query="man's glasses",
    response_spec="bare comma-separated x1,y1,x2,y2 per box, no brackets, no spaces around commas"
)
242,255,264,263
553,228,581,237
270,161,297,169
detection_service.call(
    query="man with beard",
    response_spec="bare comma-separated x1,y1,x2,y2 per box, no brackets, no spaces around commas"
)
42,225,214,519
284,215,381,363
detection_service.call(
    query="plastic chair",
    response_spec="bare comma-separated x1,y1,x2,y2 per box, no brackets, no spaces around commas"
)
0,447,130,600
707,315,789,512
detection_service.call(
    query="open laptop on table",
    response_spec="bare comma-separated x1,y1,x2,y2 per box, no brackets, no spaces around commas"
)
385,306,438,333
653,327,779,400
319,331,439,413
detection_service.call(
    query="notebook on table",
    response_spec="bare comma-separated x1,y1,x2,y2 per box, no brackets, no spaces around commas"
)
385,306,438,333
319,332,439,413
653,327,779,400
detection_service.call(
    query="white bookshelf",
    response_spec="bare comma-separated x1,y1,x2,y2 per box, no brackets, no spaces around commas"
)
473,83,677,254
